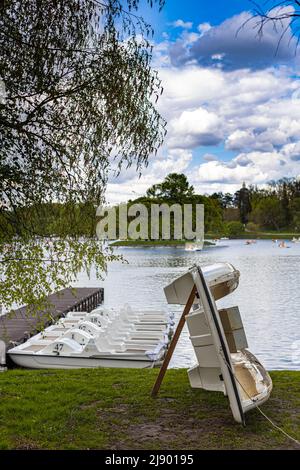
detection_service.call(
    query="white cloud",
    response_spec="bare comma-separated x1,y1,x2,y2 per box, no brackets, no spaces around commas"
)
172,19,193,29
106,62,300,200
191,149,300,191
203,153,219,162
226,130,256,151
152,148,192,172
283,142,300,161
170,7,298,70
158,65,300,154
198,22,212,35
105,10,300,201
157,67,225,118
168,108,223,148
106,149,192,204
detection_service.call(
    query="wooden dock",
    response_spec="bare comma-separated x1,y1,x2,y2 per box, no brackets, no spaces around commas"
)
0,287,104,352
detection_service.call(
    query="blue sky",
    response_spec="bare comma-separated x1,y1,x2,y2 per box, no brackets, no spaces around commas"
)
143,0,254,40
107,1,300,203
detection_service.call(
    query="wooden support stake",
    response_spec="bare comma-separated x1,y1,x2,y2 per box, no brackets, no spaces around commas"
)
151,285,197,398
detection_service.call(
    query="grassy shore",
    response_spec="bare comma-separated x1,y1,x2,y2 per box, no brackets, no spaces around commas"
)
0,369,299,450
111,233,300,246
111,240,214,247
227,232,300,240
205,231,300,240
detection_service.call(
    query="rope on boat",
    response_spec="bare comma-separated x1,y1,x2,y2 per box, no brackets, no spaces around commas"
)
219,349,300,448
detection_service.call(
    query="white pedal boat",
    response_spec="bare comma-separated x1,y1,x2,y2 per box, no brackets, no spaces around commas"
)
8,307,172,369
9,332,167,369
164,262,272,424
25,319,169,346
60,311,174,338
185,239,204,252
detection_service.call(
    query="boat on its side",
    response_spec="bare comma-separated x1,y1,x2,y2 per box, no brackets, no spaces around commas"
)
164,262,272,424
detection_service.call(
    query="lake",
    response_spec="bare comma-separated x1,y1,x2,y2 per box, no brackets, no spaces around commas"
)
74,239,300,371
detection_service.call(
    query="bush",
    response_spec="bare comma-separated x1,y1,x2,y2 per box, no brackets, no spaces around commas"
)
225,221,245,237
246,222,259,232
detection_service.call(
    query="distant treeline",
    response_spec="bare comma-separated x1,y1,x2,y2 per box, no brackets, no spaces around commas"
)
0,202,98,242
1,174,300,241
213,177,300,233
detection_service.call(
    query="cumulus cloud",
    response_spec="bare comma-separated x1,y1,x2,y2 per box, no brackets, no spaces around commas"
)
235,154,253,167
168,108,223,148
283,142,300,161
203,153,219,162
152,148,192,172
198,22,212,35
190,147,300,194
172,19,193,29
226,130,256,151
226,129,274,152
170,8,298,70
105,9,300,201
106,148,192,204
107,62,300,200
195,151,280,185
158,65,300,151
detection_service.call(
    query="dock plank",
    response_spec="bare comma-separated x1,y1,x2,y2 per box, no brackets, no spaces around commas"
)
0,287,104,350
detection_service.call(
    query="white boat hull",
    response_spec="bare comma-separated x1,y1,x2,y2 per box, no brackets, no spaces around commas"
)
9,352,161,369
7,306,171,370
164,263,272,424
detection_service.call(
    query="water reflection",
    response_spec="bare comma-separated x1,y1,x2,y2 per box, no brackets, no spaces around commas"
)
74,240,300,370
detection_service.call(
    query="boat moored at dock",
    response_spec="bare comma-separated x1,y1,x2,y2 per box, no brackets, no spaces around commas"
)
8,306,174,369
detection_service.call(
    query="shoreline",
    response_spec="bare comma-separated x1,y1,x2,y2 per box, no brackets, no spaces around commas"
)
111,240,215,247
111,234,300,247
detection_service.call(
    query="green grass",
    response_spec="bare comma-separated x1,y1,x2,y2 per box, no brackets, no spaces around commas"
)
0,369,299,450
207,231,300,240
230,232,300,240
111,240,215,247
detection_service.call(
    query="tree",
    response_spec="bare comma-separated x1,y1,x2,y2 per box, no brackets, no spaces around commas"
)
251,197,284,230
290,197,300,230
235,182,252,225
143,175,226,236
249,1,300,53
211,192,235,209
0,0,166,312
269,179,292,227
146,173,194,202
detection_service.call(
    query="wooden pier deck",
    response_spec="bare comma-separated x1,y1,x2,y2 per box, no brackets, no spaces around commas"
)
0,287,104,351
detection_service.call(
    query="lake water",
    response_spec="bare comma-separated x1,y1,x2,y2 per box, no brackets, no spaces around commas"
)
74,239,300,371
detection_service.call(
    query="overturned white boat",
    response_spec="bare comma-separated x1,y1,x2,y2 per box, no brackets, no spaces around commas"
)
163,263,272,424
8,306,174,369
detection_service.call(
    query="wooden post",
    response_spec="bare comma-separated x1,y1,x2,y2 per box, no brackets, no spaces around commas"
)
151,285,197,397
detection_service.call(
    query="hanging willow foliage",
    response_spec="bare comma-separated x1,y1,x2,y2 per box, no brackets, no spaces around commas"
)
0,0,166,312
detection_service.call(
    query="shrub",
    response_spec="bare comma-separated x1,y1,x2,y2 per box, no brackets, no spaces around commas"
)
246,222,259,232
226,221,245,237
